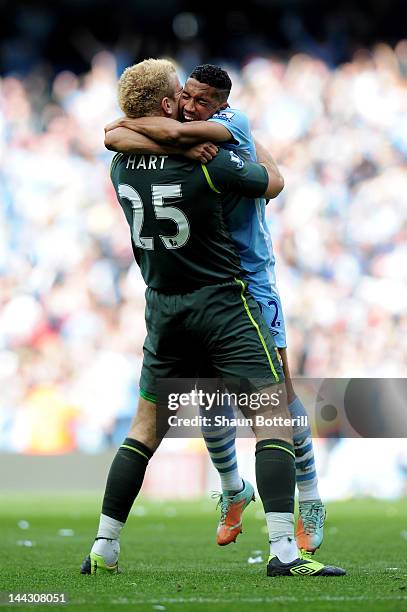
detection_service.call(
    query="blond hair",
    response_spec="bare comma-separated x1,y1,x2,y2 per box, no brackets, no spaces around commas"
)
118,58,177,118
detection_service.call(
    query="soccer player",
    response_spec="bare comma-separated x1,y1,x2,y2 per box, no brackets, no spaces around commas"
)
81,59,344,578
105,64,326,554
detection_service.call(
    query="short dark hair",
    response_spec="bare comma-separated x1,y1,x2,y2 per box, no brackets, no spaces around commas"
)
189,64,232,100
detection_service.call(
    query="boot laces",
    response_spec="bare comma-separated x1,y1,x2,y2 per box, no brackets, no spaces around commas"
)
211,491,235,524
301,502,324,535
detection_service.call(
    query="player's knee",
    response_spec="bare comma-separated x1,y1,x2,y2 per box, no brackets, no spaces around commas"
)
131,432,159,453
251,421,293,445
128,397,163,452
128,422,161,453
249,384,293,444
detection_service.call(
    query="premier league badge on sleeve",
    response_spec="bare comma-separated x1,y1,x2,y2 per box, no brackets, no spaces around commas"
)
229,150,245,169
212,111,235,122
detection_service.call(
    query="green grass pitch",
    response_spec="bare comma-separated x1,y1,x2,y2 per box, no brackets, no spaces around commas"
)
1,494,407,611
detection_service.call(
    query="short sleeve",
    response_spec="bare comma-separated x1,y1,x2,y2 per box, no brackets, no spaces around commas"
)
210,109,250,145
202,149,268,198
210,108,257,161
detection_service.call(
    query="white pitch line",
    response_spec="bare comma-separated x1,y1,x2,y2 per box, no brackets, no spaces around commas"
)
108,595,407,605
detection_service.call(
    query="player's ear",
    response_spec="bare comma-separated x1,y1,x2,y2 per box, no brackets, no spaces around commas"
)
161,96,173,117
218,101,228,111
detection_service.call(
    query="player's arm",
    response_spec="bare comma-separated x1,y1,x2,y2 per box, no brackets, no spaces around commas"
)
105,116,233,146
105,127,218,163
254,138,284,198
205,150,284,200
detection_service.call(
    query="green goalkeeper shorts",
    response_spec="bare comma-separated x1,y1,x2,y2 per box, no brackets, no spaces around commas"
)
139,278,284,402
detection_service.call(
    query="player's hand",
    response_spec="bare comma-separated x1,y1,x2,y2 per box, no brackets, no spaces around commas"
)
184,142,218,164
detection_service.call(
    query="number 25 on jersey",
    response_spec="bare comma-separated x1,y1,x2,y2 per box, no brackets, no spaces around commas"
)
118,183,190,250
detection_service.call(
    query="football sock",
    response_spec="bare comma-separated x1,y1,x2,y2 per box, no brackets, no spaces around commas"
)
288,397,320,502
256,439,297,562
101,437,153,524
96,513,124,540
255,439,296,513
266,513,298,563
200,402,243,494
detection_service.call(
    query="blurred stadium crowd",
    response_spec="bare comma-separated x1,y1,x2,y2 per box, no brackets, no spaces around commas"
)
0,42,406,454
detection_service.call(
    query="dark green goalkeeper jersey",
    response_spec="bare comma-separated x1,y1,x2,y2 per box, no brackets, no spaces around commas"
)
110,149,268,293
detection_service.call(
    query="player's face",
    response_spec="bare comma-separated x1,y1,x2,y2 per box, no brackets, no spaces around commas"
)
179,78,226,122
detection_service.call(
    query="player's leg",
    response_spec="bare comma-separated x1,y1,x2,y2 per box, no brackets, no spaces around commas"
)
81,287,190,574
199,394,254,544
196,368,249,544
254,286,326,552
205,280,344,575
81,396,163,574
242,387,299,566
249,406,342,575
279,347,326,553
280,350,321,501
201,280,298,561
199,391,243,495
